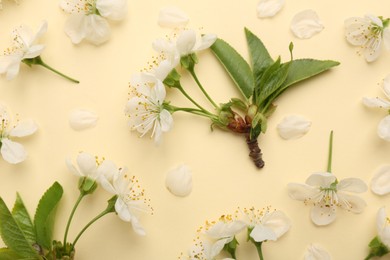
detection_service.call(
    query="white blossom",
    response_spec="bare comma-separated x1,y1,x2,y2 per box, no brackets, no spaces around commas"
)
277,115,311,140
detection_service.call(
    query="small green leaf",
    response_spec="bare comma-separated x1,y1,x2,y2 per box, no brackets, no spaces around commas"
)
0,248,23,259
271,59,340,100
0,198,40,259
12,193,36,245
34,182,63,250
210,38,254,100
245,28,273,87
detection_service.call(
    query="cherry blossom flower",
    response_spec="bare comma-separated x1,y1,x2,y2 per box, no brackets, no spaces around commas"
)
345,14,390,62
363,74,390,141
0,21,47,80
99,167,152,235
125,73,173,144
0,103,37,164
288,172,367,226
59,0,127,45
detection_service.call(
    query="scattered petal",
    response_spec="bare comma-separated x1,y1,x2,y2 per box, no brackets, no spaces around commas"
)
371,165,390,195
291,9,324,39
257,0,285,18
69,108,99,131
165,164,193,197
304,243,332,260
277,115,311,140
158,6,189,28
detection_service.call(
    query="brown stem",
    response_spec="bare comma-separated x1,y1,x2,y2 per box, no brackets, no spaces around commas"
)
245,133,264,168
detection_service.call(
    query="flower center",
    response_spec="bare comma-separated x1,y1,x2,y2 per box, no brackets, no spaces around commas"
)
64,0,98,15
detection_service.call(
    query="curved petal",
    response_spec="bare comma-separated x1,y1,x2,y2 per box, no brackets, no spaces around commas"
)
64,14,88,44
23,44,45,59
153,59,175,81
337,178,367,193
0,54,22,80
194,34,217,52
261,210,291,239
130,215,146,236
290,9,324,39
304,244,332,260
378,115,390,141
9,119,38,137
250,224,277,242
337,193,366,213
84,15,111,45
159,109,173,132
115,198,132,222
206,220,246,239
165,164,193,197
362,97,390,109
310,202,337,226
96,0,127,21
364,36,382,62
68,108,98,131
0,138,27,164
257,0,285,18
176,30,196,56
277,115,311,140
366,14,383,27
371,165,390,195
287,183,318,201
76,152,97,177
158,6,189,28
377,207,390,247
306,172,335,187
65,158,81,176
96,159,117,181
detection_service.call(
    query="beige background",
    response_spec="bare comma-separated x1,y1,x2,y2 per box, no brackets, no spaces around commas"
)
1,0,390,259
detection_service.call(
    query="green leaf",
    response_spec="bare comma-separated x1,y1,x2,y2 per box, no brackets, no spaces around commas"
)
34,182,63,250
210,38,254,100
12,193,36,246
245,28,273,86
0,248,23,260
0,198,40,259
270,59,340,100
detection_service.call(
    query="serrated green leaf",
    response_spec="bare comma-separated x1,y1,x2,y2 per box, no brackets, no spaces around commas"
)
0,248,23,259
245,28,273,86
0,198,40,259
210,38,254,100
270,59,339,101
12,193,36,246
34,182,63,250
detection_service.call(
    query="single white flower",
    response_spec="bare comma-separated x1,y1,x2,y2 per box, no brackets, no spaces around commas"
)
66,152,116,180
291,9,324,39
241,207,290,242
153,29,217,68
59,0,127,45
257,0,285,18
158,6,189,28
288,172,367,226
99,167,152,235
363,74,390,141
304,243,332,260
277,115,311,140
165,164,193,197
345,14,390,62
370,165,390,195
0,104,37,164
0,21,47,80
125,73,173,144
68,108,98,131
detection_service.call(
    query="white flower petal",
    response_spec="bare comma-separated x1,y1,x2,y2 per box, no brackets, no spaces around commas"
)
165,164,193,197
9,119,38,137
194,34,217,52
206,220,246,239
291,9,324,39
76,152,97,177
277,115,311,140
68,108,98,131
304,244,332,260
310,202,337,226
0,138,27,164
337,193,367,213
377,207,390,248
371,165,390,195
176,30,197,56
378,115,390,141
344,17,371,46
337,178,367,193
159,109,173,132
362,97,390,109
383,74,390,99
364,37,382,62
261,210,291,239
64,14,88,44
115,198,132,222
250,225,277,242
130,215,146,236
65,158,81,177
84,15,111,45
0,54,22,80
257,0,285,18
306,172,335,187
287,183,318,201
96,0,127,21
96,160,117,182
158,6,189,28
